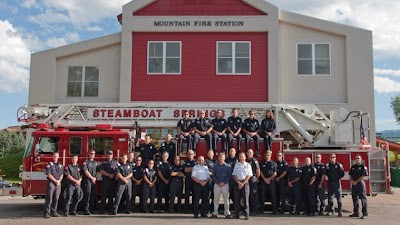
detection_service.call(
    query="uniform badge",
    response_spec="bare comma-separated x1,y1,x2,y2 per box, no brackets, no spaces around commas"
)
128,166,130,169
150,146,153,149
162,143,165,146
335,165,338,169
359,167,361,170
280,164,283,167
308,168,310,172
59,164,62,168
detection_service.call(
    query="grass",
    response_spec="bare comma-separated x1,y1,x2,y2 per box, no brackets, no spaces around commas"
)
0,151,23,181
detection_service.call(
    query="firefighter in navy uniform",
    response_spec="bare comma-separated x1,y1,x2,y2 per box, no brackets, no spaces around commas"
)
326,153,345,217
131,156,144,212
287,157,302,215
158,134,176,164
246,149,261,215
314,153,326,215
183,150,197,213
205,149,217,213
143,160,158,213
243,110,261,157
82,150,98,215
193,110,214,153
302,157,317,216
261,110,276,151
64,154,82,216
157,152,171,213
177,112,193,155
136,135,156,168
226,148,239,204
127,152,135,167
112,154,133,215
99,150,118,214
259,150,278,214
212,109,228,154
169,156,185,213
275,151,288,214
349,155,368,219
43,152,63,218
227,108,243,153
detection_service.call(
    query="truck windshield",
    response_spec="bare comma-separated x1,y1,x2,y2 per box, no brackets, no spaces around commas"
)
24,136,34,157
89,137,113,155
36,137,60,154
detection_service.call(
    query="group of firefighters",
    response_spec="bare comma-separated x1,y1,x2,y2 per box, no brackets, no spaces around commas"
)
43,109,368,220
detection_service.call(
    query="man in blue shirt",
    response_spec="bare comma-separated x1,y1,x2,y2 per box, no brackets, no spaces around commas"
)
210,152,232,219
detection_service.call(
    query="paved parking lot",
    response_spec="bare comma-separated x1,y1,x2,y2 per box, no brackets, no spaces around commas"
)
1,189,399,225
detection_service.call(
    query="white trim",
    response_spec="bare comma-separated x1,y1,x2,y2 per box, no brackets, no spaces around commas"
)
147,41,182,75
296,43,331,76
216,41,251,75
21,171,104,181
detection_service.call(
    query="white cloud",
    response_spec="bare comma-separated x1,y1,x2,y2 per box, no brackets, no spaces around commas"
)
375,68,400,77
21,0,38,9
0,20,30,93
374,76,400,94
46,32,80,48
86,26,103,32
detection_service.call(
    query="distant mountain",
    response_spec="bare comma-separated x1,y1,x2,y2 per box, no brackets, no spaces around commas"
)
380,129,400,138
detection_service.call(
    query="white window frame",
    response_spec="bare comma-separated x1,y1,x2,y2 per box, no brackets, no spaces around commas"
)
67,66,100,98
147,41,182,75
296,43,331,76
216,41,251,75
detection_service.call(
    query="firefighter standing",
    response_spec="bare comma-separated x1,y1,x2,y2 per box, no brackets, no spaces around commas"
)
169,156,185,213
136,135,156,168
99,150,118,214
82,150,98,215
259,150,278,214
349,155,368,219
225,148,239,204
287,157,302,215
275,151,288,214
43,152,63,218
157,152,171,212
131,156,144,212
326,153,345,217
64,154,82,216
183,150,197,213
143,160,158,213
246,149,261,215
191,156,211,218
112,154,133,215
302,157,317,216
205,149,217,213
314,153,326,215
158,134,176,164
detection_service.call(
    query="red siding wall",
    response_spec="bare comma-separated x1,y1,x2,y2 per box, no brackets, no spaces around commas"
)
131,32,268,102
134,0,266,16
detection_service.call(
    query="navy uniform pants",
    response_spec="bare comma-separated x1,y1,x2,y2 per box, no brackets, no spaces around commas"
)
178,134,192,154
315,183,325,214
264,135,273,151
227,133,242,152
244,134,260,154
43,181,61,216
234,182,250,217
143,184,156,212
276,177,287,212
352,182,368,216
131,183,143,211
193,182,210,216
82,178,96,213
249,176,260,213
289,182,302,214
327,180,342,213
113,182,132,213
100,178,116,212
65,184,80,214
157,180,170,210
169,178,183,212
260,180,277,213
184,176,194,211
229,179,237,204
212,133,227,153
193,133,212,153
303,183,316,215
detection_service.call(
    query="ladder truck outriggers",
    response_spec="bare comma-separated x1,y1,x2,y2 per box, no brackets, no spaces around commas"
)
0,103,390,197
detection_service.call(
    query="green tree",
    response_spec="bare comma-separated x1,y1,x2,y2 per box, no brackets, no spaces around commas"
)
0,132,25,156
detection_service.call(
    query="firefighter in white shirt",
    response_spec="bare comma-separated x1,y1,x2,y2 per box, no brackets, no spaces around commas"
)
191,156,211,218
232,153,253,220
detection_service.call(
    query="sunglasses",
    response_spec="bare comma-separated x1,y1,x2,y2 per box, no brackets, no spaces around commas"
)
355,158,361,159
89,153,95,155
330,157,336,158
315,156,321,158
136,159,142,161
185,114,189,115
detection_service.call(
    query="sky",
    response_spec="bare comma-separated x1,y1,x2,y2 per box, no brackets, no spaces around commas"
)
0,0,400,132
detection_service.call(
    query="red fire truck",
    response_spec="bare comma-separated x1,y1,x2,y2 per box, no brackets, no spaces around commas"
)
0,103,391,197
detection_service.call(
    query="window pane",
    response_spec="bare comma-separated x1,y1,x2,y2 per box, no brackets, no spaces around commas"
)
218,43,232,57
166,42,180,57
148,58,163,73
37,137,59,154
89,137,113,155
67,82,82,97
315,60,330,74
85,66,99,81
298,44,312,58
218,58,233,73
68,66,83,81
84,82,99,97
315,44,330,59
69,137,82,155
235,58,250,73
236,43,250,57
298,59,313,74
149,42,163,57
166,58,180,73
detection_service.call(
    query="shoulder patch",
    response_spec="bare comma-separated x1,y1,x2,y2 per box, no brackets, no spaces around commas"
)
46,165,50,168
